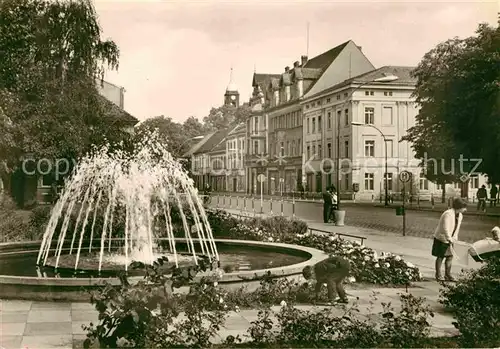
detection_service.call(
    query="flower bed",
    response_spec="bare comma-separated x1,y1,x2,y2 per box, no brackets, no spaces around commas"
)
207,210,422,285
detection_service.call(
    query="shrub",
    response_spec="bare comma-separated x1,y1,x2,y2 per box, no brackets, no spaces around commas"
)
379,293,434,348
440,256,500,348
28,205,53,239
0,207,32,242
83,257,233,348
246,293,435,348
220,214,422,285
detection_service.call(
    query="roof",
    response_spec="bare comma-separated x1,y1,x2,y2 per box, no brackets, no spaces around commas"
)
303,41,349,70
183,132,215,157
304,66,417,101
292,67,322,80
98,95,138,125
194,128,229,154
348,66,416,85
252,73,281,87
227,122,246,137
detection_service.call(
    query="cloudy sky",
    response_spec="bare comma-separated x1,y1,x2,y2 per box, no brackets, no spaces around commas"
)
94,0,498,122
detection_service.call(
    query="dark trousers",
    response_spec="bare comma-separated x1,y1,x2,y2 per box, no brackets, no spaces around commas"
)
315,275,347,301
477,199,486,211
323,204,332,223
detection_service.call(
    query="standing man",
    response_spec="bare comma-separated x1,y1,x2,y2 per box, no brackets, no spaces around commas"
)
302,256,350,304
322,186,334,223
490,184,498,207
477,185,487,212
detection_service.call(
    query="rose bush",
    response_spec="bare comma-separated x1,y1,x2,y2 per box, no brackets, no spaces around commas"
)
208,210,422,285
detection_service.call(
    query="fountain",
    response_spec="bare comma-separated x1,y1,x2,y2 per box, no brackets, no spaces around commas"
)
0,131,325,300
37,132,218,275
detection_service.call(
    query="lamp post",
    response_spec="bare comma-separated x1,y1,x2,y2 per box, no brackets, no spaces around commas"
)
352,122,389,206
335,74,398,212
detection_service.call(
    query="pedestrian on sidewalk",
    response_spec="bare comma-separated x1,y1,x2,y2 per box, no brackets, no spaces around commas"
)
477,185,487,212
322,186,334,223
432,197,467,282
302,256,350,305
490,184,498,207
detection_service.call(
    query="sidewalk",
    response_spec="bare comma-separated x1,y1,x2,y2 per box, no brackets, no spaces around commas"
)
219,208,482,280
211,193,500,217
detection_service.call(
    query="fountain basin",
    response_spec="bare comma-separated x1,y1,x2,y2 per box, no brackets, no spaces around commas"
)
0,239,327,301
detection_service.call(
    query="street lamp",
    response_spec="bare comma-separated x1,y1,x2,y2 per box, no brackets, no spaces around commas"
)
352,122,390,206
335,74,398,213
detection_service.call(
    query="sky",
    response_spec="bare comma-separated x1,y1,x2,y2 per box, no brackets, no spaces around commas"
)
93,0,499,122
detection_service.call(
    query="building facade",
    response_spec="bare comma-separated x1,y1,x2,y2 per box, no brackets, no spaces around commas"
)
301,66,489,200
225,123,246,192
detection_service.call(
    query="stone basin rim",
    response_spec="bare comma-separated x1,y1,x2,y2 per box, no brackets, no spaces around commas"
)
0,238,328,286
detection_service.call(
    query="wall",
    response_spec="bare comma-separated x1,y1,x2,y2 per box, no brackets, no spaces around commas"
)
97,80,124,109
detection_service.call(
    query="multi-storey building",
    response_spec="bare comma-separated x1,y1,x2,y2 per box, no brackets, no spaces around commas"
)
245,73,278,194
249,40,375,195
225,123,246,192
301,66,489,200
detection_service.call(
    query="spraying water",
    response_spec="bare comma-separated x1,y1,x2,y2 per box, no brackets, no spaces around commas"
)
36,132,218,273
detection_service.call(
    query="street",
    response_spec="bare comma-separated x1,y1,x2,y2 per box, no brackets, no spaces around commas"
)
210,195,500,243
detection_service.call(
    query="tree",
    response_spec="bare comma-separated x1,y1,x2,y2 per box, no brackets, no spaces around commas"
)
135,116,188,158
183,116,208,139
0,0,128,204
403,22,500,198
202,103,251,132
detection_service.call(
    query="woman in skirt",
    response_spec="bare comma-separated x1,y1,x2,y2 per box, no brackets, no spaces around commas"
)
432,197,467,281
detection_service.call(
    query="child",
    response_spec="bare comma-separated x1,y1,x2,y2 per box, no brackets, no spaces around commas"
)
302,256,350,304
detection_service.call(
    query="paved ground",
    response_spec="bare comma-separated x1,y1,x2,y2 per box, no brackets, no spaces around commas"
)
211,195,500,243
2,198,484,348
0,282,458,349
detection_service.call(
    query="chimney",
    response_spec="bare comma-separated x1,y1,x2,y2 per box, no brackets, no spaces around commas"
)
293,61,300,68
285,66,290,73
357,46,362,52
301,55,308,66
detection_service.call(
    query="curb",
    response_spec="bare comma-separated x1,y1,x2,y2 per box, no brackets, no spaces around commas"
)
369,203,500,218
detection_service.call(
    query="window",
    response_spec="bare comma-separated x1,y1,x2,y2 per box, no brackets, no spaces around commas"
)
312,117,316,133
337,94,340,100
298,138,302,154
386,140,394,157
312,144,316,158
344,92,348,98
326,98,331,103
291,140,296,156
419,172,429,190
384,173,393,191
382,106,393,125
318,144,322,158
364,90,374,96
344,108,349,126
364,173,374,190
327,112,332,129
344,140,349,158
306,104,310,109
384,91,393,96
263,116,266,128
344,173,349,191
327,143,332,158
280,142,284,156
470,175,479,189
337,110,341,126
437,183,443,190
307,117,310,133
364,140,375,157
307,145,310,158
254,117,258,133
364,107,375,124
318,115,322,131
